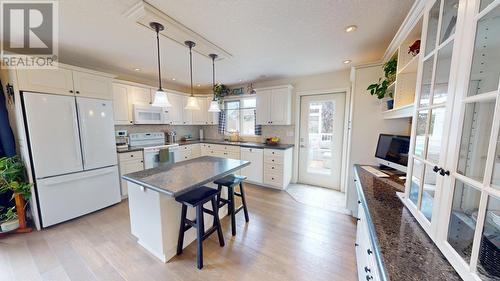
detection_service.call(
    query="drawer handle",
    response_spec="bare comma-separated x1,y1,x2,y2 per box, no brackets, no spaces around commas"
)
366,249,373,255
364,266,371,273
272,159,275,162
271,167,274,169
130,155,134,157
272,177,275,180
366,276,373,281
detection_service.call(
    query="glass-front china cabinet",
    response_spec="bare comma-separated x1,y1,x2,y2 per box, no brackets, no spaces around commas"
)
403,0,500,280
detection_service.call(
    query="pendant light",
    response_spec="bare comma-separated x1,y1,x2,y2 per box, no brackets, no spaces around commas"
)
150,22,171,107
208,53,221,112
184,41,200,110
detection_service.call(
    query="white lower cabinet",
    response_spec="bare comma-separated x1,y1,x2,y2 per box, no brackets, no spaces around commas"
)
118,151,144,198
240,147,263,184
263,148,292,189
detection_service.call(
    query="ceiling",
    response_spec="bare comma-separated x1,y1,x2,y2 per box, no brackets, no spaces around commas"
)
58,0,415,91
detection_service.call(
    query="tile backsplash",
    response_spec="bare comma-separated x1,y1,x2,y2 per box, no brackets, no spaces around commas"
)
115,125,202,140
202,125,295,144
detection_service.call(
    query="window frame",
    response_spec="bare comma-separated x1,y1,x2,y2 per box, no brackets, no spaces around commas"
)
224,97,258,137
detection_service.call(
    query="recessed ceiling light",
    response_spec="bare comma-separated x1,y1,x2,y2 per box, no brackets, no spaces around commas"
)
171,78,176,81
239,79,243,82
197,84,201,87
345,25,357,33
343,60,352,64
133,68,141,71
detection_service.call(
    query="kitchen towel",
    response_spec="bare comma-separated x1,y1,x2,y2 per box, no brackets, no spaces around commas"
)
159,148,170,163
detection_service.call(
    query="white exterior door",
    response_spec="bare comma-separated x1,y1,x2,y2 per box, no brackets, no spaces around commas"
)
23,92,83,178
76,97,118,170
298,93,345,189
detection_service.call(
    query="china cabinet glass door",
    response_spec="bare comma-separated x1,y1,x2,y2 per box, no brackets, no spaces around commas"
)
436,0,500,280
405,0,460,232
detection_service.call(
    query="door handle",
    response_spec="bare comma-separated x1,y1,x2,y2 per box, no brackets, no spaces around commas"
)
300,144,306,148
433,166,440,173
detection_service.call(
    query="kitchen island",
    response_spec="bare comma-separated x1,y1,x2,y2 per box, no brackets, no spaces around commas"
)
122,156,250,262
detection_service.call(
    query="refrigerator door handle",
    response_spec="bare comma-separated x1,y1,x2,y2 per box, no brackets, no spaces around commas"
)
39,168,115,185
72,103,84,165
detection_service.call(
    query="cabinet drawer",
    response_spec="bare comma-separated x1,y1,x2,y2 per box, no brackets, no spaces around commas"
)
264,149,284,157
264,163,283,173
264,173,283,187
264,155,283,165
118,151,143,162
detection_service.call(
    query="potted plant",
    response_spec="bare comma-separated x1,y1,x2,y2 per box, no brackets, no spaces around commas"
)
0,156,32,233
0,206,18,232
213,83,231,101
366,57,398,110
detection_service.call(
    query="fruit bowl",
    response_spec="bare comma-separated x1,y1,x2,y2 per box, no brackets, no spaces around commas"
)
265,137,280,146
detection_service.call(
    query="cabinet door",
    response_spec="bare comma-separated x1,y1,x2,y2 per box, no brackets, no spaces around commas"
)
164,94,183,125
72,71,112,100
256,89,271,125
182,96,193,125
192,97,208,125
112,84,132,125
119,160,144,197
130,86,152,105
240,147,263,183
270,88,291,125
16,68,74,96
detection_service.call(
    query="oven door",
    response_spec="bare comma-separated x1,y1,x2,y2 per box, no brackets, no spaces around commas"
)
133,105,164,124
143,148,160,169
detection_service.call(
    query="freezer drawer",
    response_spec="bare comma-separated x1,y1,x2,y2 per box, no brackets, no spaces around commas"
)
37,166,121,227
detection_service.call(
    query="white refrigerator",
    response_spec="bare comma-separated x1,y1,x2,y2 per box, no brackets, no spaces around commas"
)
23,92,121,227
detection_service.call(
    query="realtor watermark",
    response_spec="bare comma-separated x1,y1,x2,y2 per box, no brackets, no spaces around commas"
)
1,1,58,69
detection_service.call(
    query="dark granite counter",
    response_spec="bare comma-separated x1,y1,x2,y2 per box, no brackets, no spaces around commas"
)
122,156,250,197
178,139,295,150
116,139,294,153
354,165,461,281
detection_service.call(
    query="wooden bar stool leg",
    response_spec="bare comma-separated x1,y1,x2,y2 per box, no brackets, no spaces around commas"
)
240,182,250,223
229,185,236,236
177,204,187,255
211,198,225,247
196,204,205,269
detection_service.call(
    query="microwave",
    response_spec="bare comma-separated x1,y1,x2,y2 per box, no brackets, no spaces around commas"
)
133,104,165,124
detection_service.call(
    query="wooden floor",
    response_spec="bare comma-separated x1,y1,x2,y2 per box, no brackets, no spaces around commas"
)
0,184,357,281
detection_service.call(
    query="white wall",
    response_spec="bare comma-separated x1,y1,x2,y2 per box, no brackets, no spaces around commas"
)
345,64,411,215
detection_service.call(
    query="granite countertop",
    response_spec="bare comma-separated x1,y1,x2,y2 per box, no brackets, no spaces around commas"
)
122,156,250,197
354,165,461,281
116,139,294,153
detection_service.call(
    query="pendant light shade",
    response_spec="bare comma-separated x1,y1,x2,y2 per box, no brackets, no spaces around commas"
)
184,41,200,110
208,53,221,112
150,22,171,107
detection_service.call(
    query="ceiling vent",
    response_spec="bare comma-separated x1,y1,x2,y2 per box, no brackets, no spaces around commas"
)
123,1,232,61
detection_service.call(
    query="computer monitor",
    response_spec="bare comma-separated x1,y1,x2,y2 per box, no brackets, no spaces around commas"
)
375,134,410,173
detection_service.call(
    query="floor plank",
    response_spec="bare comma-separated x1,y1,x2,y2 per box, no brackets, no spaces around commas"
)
0,184,357,281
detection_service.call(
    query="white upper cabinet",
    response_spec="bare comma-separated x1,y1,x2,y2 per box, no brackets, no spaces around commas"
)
206,96,219,125
164,93,184,125
112,83,133,125
192,97,208,125
16,68,75,96
16,65,113,99
256,85,293,125
72,71,113,100
129,86,152,105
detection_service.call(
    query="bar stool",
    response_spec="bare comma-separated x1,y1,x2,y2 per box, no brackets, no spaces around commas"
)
214,174,249,236
175,186,225,269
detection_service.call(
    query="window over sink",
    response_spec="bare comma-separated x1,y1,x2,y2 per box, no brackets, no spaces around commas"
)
224,97,257,136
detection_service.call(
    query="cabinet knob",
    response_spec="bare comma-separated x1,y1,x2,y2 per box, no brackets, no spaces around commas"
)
364,266,371,273
366,249,373,255
69,90,74,93
433,166,440,173
130,121,133,124
76,91,80,94
366,276,373,281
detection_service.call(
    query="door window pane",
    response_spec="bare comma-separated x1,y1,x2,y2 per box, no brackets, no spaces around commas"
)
476,196,500,280
457,100,496,182
425,0,441,56
439,0,458,43
307,101,335,175
420,57,434,107
492,127,500,189
447,180,482,263
421,164,437,220
468,5,500,96
432,42,454,104
410,159,424,205
427,107,446,163
415,110,429,157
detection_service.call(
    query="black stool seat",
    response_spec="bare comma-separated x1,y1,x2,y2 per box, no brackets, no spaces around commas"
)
214,175,247,186
175,186,219,207
214,174,250,236
175,186,224,269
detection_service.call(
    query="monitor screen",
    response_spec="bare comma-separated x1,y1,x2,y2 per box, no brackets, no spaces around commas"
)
375,134,410,167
